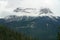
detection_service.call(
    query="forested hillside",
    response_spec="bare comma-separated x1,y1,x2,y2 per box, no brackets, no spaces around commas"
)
0,25,33,40
0,24,60,40
57,27,60,40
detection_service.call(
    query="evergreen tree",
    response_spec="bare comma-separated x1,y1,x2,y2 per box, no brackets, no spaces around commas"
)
57,27,60,40
0,24,34,40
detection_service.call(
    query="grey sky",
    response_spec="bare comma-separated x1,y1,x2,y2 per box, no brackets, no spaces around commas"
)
0,0,60,18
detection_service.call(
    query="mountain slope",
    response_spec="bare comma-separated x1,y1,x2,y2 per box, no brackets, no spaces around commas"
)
0,25,34,40
0,8,60,40
0,15,60,40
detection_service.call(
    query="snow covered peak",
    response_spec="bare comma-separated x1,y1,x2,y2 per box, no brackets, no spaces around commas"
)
38,8,58,20
4,7,59,22
4,15,21,22
39,8,55,17
14,7,37,13
13,7,54,16
40,8,53,14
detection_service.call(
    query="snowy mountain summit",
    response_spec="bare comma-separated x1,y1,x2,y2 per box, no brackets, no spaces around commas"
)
13,7,54,16
40,8,53,14
14,8,53,14
4,7,59,23
39,8,54,17
14,7,36,13
4,8,59,22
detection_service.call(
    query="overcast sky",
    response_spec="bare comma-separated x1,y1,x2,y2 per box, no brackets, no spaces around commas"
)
0,0,60,18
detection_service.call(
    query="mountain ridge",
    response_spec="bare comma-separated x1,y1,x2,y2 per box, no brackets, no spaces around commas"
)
0,8,60,40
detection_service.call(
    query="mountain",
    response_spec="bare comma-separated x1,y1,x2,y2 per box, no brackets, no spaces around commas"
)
14,7,36,13
40,8,53,14
0,8,60,40
0,25,33,40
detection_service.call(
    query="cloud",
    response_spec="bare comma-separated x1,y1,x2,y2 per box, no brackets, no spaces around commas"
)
0,1,8,11
0,0,60,18
6,0,22,8
0,1,8,18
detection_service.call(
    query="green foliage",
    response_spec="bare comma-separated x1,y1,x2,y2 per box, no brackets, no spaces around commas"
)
0,25,34,40
57,32,60,40
57,26,60,40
